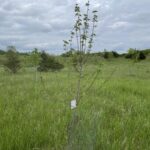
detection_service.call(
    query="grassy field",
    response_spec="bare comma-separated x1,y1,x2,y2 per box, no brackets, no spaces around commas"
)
0,59,150,150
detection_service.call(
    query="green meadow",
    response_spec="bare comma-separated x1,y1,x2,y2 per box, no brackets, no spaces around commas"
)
0,58,150,150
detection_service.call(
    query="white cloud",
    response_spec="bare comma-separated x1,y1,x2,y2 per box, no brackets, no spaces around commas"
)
109,21,129,29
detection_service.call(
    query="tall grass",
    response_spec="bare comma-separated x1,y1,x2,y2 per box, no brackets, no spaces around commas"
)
0,60,150,150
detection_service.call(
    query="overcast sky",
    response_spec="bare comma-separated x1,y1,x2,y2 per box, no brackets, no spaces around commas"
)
0,0,150,53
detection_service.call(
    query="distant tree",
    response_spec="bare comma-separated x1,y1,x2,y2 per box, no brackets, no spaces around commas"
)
125,48,146,61
143,49,150,55
0,50,6,55
112,51,120,58
136,51,146,60
103,50,109,59
4,46,21,73
125,48,137,59
125,53,132,59
61,49,75,57
37,51,64,72
29,48,41,81
18,52,29,56
30,48,41,67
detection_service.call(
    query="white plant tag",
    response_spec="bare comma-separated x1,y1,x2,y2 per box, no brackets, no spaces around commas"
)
71,99,77,109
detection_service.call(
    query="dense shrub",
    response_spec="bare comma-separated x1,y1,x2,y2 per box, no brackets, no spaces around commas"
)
125,53,133,59
125,48,146,61
103,51,109,59
0,50,6,55
61,50,74,57
37,51,64,72
136,51,146,60
142,49,150,55
112,51,120,58
125,48,136,59
4,46,21,73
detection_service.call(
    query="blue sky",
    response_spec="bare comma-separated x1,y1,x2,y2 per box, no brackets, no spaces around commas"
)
0,0,150,53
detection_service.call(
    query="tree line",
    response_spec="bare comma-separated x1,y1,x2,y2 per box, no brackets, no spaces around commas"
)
0,46,150,74
61,48,150,60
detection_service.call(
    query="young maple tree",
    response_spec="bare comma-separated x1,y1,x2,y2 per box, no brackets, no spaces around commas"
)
64,0,98,104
